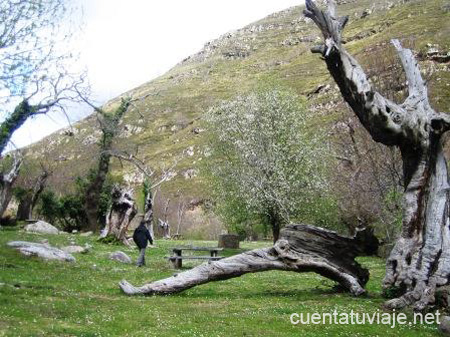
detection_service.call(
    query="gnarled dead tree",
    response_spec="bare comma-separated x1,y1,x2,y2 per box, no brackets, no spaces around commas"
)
305,0,450,310
0,154,22,217
107,149,179,241
120,224,370,296
158,198,171,239
99,186,137,245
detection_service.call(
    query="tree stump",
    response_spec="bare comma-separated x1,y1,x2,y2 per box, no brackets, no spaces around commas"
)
218,234,240,249
99,186,137,245
120,224,369,296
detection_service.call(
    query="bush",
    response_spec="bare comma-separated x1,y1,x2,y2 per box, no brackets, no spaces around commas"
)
37,171,115,232
0,215,17,227
39,190,60,225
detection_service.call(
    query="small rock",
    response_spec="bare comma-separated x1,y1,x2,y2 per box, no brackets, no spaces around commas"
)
360,9,371,19
109,251,132,264
40,239,49,245
72,230,78,234
436,286,450,308
80,231,93,237
183,169,198,180
185,146,195,157
25,221,59,235
192,127,204,135
61,245,88,254
439,316,450,335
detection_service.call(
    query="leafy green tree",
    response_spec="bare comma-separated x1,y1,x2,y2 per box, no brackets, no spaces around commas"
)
205,89,331,242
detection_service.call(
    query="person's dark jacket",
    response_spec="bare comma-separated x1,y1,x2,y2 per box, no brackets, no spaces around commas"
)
133,223,153,249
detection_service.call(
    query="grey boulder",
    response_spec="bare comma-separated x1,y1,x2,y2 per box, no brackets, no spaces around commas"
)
7,241,75,262
439,316,450,336
109,251,132,264
25,221,59,235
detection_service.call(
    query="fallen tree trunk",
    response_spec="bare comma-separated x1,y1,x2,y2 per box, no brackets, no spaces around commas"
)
120,224,369,296
99,186,137,245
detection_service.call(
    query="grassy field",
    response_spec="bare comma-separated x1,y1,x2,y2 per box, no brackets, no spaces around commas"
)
0,227,443,336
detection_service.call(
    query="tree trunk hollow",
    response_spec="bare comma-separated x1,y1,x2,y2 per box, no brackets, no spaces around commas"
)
384,139,450,310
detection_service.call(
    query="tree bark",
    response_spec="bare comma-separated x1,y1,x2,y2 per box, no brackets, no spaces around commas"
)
84,149,112,231
16,169,49,221
305,0,450,310
99,186,137,245
0,155,22,217
84,98,131,231
269,210,281,243
142,181,154,238
120,224,369,296
158,198,171,239
16,195,32,221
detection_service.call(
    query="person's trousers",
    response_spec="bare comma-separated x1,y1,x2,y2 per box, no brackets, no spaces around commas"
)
137,248,146,266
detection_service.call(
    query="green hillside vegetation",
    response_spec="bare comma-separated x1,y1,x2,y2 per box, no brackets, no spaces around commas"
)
18,0,450,237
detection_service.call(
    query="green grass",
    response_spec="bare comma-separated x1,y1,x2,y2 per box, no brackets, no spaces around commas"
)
0,227,442,336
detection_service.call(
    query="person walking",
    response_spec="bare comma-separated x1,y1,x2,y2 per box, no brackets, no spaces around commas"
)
133,221,154,267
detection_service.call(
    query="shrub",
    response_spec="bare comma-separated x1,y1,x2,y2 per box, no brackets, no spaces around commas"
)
37,171,115,232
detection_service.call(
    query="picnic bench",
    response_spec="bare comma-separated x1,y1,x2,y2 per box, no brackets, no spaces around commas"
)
167,247,224,268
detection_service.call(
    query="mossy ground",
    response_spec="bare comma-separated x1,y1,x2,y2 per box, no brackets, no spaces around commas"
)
0,227,442,336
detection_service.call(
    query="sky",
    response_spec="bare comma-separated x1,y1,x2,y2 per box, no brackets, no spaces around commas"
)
8,0,304,151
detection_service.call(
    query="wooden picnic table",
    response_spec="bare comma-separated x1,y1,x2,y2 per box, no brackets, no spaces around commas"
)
168,246,224,268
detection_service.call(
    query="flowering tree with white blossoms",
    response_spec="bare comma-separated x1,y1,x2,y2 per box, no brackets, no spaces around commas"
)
205,89,328,242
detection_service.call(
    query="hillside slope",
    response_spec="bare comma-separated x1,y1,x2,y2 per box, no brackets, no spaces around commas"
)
21,0,450,237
